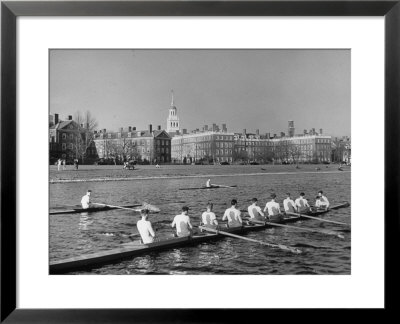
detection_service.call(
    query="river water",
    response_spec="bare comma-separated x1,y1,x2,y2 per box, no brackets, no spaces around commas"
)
49,165,351,275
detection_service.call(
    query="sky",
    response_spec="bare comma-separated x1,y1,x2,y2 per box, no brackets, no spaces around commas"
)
50,49,350,136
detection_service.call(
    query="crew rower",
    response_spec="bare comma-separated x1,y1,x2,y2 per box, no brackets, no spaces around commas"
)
264,193,283,221
315,196,329,211
222,199,242,227
317,190,330,209
206,179,212,188
171,206,193,237
200,202,218,230
136,209,156,244
81,190,92,209
247,198,265,221
283,193,296,213
295,192,311,213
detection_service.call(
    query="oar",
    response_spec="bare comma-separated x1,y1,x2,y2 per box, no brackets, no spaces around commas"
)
198,226,302,254
285,211,350,226
265,221,344,239
92,202,160,213
212,184,237,188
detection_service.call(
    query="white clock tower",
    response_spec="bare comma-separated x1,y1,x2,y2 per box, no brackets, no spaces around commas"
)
166,90,180,133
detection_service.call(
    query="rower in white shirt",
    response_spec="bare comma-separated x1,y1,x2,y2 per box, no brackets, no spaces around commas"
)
315,196,329,210
283,193,296,213
295,193,311,213
206,179,212,188
317,190,330,209
200,202,218,230
222,199,242,228
81,190,92,209
247,198,265,221
171,206,193,237
264,193,283,221
136,209,156,244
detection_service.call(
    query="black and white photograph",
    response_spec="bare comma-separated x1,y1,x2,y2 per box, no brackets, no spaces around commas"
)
49,49,351,275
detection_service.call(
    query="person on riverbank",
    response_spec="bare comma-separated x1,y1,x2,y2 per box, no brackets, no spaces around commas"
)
74,159,79,170
223,199,242,227
57,158,62,171
171,206,193,237
200,202,218,230
81,190,92,209
137,209,156,244
295,193,311,213
247,198,265,221
317,190,330,209
62,159,66,171
283,193,296,213
264,194,283,221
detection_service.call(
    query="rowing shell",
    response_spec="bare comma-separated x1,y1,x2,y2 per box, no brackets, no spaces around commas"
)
49,201,349,274
179,185,237,191
49,204,142,215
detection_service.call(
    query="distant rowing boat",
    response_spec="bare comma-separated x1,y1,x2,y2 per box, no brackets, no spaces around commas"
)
179,185,237,190
49,204,142,215
49,201,349,274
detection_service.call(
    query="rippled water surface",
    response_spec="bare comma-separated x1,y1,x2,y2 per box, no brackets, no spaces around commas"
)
49,165,351,275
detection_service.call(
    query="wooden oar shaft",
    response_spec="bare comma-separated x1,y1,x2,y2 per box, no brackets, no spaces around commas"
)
92,203,140,211
213,184,236,188
265,221,343,237
198,226,301,254
285,212,349,226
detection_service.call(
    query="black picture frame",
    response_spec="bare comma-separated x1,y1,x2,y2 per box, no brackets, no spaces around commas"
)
1,0,399,322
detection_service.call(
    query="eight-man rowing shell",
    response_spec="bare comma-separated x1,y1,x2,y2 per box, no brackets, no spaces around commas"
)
49,204,142,215
178,185,237,190
49,202,349,274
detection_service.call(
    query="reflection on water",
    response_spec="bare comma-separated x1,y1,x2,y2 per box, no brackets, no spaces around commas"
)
51,169,351,274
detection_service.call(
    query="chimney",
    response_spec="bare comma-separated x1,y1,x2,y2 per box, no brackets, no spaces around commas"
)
222,124,227,132
280,132,285,137
54,113,59,124
68,115,72,120
256,129,260,135
103,129,106,133
312,128,315,134
243,129,246,135
176,130,179,135
132,127,136,131
183,129,187,134
205,125,209,131
319,128,323,135
149,124,152,133
119,127,123,133
158,125,161,130
304,129,307,135
266,132,270,139
128,126,132,132
212,123,217,131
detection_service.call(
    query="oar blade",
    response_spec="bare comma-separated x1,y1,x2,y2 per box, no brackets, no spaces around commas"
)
140,202,160,213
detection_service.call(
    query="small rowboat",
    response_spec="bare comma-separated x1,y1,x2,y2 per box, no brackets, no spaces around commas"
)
49,204,142,215
49,202,349,274
179,185,237,191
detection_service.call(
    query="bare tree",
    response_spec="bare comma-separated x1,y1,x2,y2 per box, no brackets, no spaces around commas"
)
289,144,302,166
73,110,98,163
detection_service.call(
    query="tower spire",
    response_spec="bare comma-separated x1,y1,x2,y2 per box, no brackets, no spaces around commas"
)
171,90,174,106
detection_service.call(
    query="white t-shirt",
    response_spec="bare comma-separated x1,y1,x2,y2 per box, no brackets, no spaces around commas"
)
264,201,281,216
316,199,329,208
206,179,211,187
283,198,296,213
222,207,242,225
172,213,192,235
81,194,91,209
201,211,217,225
137,219,155,244
319,195,330,208
295,197,310,212
247,205,264,219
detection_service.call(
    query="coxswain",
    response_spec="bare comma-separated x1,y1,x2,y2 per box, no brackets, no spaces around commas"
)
171,206,193,237
317,190,330,209
81,190,92,209
136,209,156,244
200,202,218,230
247,198,265,221
283,193,296,213
206,179,212,188
222,199,242,227
263,193,283,221
295,192,311,213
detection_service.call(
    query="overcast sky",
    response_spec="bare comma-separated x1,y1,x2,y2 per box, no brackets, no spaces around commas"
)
50,49,350,136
